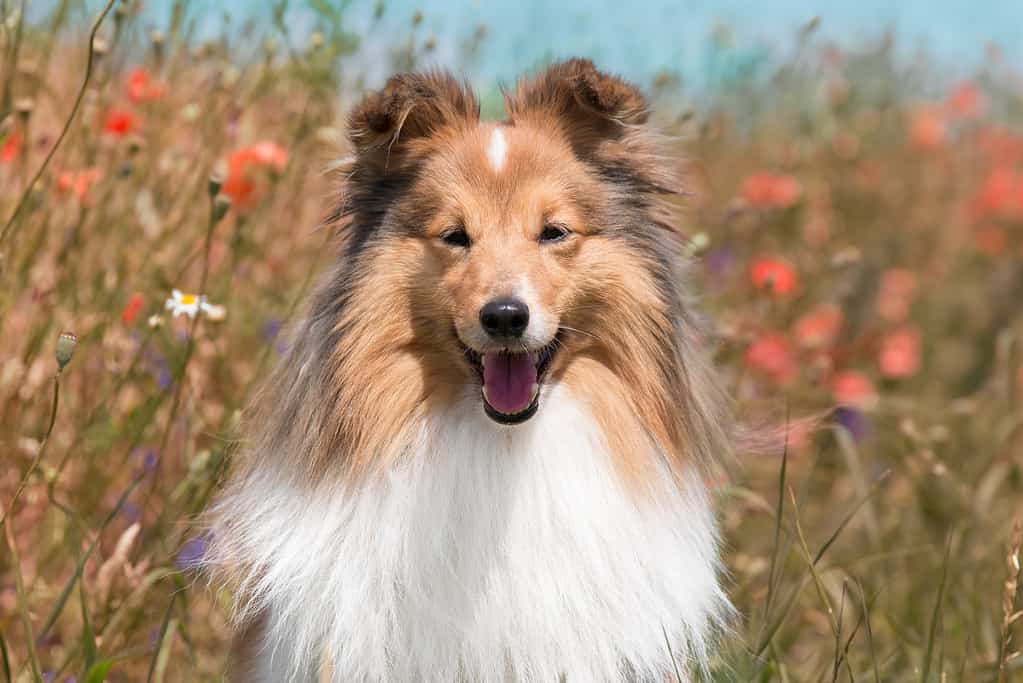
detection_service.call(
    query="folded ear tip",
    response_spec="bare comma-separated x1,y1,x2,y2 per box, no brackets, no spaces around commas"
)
347,70,479,159
512,58,649,125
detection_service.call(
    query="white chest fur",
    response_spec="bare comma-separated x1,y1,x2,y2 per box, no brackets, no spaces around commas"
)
216,387,729,682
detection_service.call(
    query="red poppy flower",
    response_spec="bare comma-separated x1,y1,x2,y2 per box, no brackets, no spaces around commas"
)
750,256,798,297
830,370,877,409
121,293,144,325
745,333,797,384
793,304,843,349
878,325,921,379
56,168,102,201
126,67,167,103
221,142,289,211
969,166,1023,222
103,108,139,136
1,129,20,163
740,172,803,209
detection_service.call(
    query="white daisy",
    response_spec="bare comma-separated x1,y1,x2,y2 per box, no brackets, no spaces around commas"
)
164,289,220,319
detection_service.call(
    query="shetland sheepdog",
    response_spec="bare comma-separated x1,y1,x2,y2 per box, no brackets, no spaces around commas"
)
207,59,735,682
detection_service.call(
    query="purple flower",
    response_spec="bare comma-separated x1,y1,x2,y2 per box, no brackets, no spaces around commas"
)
120,500,141,522
262,318,282,342
834,406,869,442
176,534,210,571
703,246,734,279
131,447,160,475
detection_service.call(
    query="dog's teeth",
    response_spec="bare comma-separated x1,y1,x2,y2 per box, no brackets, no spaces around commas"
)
482,385,491,403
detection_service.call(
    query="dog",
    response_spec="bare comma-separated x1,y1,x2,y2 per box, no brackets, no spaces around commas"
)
207,58,735,682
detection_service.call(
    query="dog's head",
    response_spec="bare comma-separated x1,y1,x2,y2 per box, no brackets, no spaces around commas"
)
279,60,727,478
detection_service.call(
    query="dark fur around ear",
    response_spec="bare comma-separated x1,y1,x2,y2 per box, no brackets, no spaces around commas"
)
506,59,679,199
347,70,480,172
505,58,649,130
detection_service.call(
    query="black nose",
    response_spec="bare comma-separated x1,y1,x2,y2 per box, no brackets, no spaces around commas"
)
479,298,530,339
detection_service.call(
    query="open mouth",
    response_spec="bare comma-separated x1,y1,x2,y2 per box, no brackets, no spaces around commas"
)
463,340,558,425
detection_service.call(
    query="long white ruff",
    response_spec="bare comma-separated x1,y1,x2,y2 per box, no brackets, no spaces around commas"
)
209,386,730,682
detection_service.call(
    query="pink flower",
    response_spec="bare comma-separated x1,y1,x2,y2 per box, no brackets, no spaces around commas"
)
878,326,921,379
908,107,946,151
740,172,803,209
876,269,918,323
830,370,878,409
945,81,984,120
745,333,797,385
793,304,843,349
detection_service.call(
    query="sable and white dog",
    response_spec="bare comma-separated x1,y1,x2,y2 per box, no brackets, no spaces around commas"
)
207,59,734,682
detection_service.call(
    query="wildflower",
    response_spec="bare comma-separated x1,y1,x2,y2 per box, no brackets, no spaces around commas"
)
745,333,796,385
0,129,20,163
878,325,921,379
876,268,918,323
740,172,803,209
908,107,946,151
125,67,166,102
969,166,1023,222
830,370,877,409
834,406,869,442
121,293,144,325
147,314,164,328
56,168,102,202
176,534,210,571
103,108,139,136
220,142,289,210
750,256,798,297
945,81,984,120
793,304,843,349
164,289,220,318
703,247,734,279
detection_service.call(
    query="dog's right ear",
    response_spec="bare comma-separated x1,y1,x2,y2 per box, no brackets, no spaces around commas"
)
347,71,480,173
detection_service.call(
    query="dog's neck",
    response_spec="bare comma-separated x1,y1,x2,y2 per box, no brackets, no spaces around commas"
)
215,385,729,682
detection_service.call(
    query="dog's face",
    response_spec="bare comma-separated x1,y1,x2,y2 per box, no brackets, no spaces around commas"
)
397,121,613,424
329,60,711,460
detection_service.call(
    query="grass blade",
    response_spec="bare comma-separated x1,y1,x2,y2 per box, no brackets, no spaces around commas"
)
921,535,952,682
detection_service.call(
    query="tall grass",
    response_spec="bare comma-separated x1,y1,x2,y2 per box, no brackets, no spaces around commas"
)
1,3,1021,681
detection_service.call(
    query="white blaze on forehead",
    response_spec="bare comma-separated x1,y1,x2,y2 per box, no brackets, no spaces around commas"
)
487,126,508,172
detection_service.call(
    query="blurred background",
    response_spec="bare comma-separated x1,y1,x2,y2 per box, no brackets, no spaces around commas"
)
2,1,1023,681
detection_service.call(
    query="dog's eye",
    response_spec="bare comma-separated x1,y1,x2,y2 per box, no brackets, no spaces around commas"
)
539,223,569,243
440,227,470,248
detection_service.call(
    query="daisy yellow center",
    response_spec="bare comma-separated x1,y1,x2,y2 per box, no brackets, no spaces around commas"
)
180,294,197,305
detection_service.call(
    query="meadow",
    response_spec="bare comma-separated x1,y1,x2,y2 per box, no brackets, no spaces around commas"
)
1,2,1022,681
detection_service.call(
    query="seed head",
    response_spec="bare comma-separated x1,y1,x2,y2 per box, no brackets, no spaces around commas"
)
55,332,77,371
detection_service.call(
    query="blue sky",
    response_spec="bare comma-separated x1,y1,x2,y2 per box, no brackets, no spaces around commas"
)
43,1,1023,87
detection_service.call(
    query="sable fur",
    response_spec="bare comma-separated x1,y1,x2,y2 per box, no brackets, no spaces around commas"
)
207,59,735,682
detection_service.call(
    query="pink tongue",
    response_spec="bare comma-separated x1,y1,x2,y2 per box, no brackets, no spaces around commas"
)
482,352,537,414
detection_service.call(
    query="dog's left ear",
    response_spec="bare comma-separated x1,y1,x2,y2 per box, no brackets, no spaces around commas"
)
504,59,650,154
